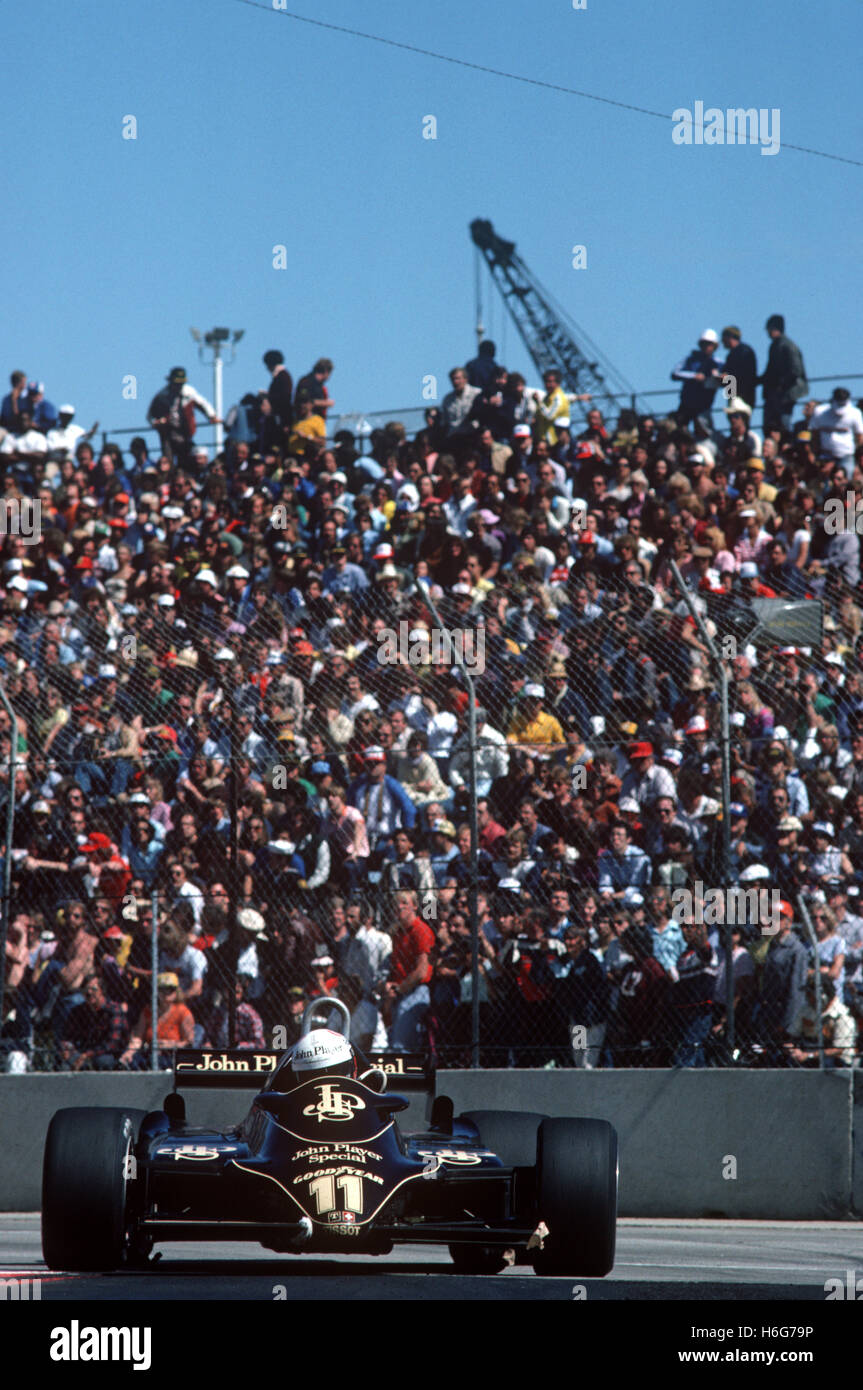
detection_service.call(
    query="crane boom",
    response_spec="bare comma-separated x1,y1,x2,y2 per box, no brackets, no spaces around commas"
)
469,218,638,425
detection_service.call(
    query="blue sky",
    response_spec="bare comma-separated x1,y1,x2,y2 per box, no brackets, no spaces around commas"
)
3,0,861,445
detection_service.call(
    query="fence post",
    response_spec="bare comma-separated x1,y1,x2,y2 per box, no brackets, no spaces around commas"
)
228,693,240,1048
415,582,480,1066
0,680,17,1023
669,560,735,1055
150,887,160,1071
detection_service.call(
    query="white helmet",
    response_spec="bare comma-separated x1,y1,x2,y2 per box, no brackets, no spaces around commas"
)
288,1028,357,1083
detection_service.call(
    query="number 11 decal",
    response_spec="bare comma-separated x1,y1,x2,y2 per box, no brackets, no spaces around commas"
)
308,1173,363,1215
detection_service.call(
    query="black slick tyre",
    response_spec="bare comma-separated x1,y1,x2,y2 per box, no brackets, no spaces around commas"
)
42,1108,145,1271
532,1117,618,1277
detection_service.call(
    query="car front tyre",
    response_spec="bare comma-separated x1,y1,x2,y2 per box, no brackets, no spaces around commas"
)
42,1108,146,1271
532,1117,618,1277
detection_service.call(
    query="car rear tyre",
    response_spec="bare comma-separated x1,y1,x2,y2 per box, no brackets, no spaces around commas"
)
532,1117,617,1277
42,1108,146,1271
448,1243,508,1275
458,1110,548,1167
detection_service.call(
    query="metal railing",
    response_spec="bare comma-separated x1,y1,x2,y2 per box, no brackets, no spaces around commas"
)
96,372,863,458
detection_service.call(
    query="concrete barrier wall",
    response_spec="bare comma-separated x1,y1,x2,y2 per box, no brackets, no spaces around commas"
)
0,1070,857,1217
438,1069,858,1220
852,1071,863,1218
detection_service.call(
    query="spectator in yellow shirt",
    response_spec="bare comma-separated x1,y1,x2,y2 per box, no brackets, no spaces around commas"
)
288,389,326,457
506,682,566,752
533,369,590,447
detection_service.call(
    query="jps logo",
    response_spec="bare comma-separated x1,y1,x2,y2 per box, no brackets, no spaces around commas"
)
417,1148,482,1165
155,1145,221,1161
302,1084,366,1123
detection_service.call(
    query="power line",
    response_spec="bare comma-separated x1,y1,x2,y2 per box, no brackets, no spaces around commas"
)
229,0,863,168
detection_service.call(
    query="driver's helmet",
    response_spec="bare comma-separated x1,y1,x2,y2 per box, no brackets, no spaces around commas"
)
285,1028,358,1087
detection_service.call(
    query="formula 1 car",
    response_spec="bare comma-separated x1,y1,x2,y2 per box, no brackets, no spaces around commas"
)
42,1045,618,1277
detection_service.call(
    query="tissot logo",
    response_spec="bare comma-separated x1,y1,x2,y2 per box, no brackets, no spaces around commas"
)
302,1084,366,1123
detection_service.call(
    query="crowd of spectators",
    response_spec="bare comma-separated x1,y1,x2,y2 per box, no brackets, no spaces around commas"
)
1,320,862,1071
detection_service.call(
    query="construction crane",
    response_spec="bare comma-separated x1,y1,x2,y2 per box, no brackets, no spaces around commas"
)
469,218,640,426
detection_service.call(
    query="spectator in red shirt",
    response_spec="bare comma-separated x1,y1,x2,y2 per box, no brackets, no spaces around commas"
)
77,831,132,910
477,797,507,854
384,889,435,1049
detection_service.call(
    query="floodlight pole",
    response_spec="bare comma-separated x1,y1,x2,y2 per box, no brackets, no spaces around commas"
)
150,887,160,1071
415,581,481,1068
191,328,244,456
670,561,734,1056
213,349,224,456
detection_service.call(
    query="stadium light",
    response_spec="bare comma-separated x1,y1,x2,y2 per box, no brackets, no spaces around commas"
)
190,325,244,454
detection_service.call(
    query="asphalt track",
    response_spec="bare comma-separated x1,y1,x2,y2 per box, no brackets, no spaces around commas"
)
2,1216,861,1300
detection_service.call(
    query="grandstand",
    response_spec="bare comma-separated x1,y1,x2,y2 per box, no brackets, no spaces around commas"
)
0,328,861,1075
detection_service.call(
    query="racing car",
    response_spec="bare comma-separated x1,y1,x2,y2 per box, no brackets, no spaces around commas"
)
42,1026,618,1277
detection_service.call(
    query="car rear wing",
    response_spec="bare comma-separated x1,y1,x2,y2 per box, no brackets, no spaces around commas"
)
172,1047,434,1092
173,1049,281,1088
362,1052,433,1093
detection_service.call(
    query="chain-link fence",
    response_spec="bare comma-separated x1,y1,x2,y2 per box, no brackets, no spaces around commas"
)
1,566,859,1074
2,395,863,1071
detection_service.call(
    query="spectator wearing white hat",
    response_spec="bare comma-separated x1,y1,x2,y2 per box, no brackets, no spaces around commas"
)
733,505,772,570
231,909,268,1002
223,564,250,618
809,823,853,889
720,396,763,471
505,682,565,753
45,405,99,466
347,746,416,851
671,329,726,431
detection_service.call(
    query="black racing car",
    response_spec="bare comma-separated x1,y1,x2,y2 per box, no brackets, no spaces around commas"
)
42,1047,618,1277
